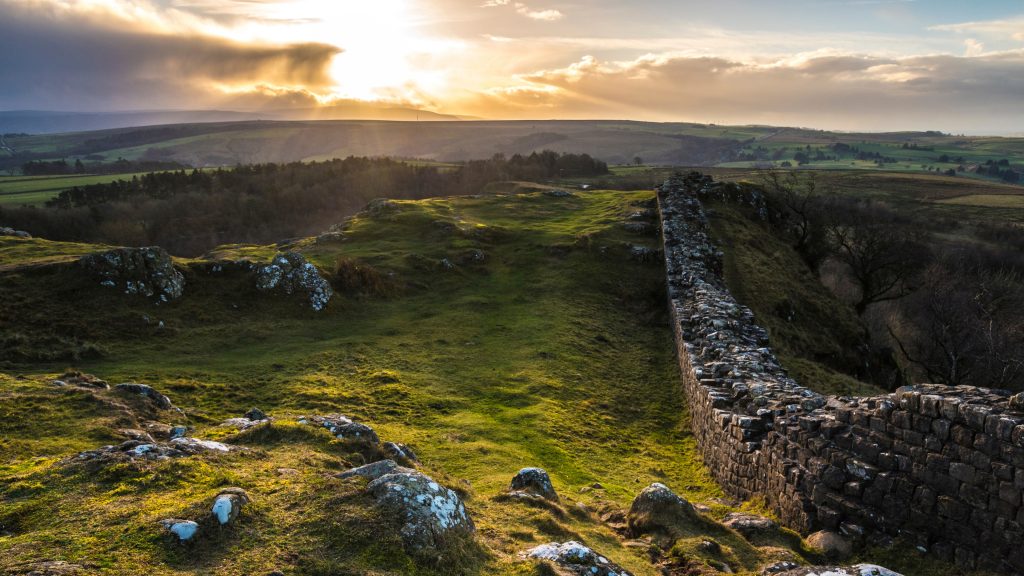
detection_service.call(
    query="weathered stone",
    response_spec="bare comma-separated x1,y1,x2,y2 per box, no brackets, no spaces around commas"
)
80,247,184,301
52,371,108,389
806,530,852,561
366,470,474,555
115,382,175,410
337,459,414,481
772,566,902,576
509,467,558,501
298,414,379,444
524,541,632,576
723,512,777,538
159,519,199,542
9,561,85,575
382,442,420,465
254,252,333,311
211,487,249,525
0,226,32,238
626,482,696,536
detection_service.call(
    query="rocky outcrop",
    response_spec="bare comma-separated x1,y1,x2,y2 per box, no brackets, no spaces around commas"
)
367,470,474,555
658,172,1024,572
337,459,413,481
722,512,777,538
524,541,632,576
80,247,184,302
254,252,333,311
221,408,271,431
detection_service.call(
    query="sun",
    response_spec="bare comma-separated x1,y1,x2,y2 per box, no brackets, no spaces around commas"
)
238,0,457,103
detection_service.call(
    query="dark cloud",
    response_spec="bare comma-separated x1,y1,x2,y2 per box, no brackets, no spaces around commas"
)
0,1,340,111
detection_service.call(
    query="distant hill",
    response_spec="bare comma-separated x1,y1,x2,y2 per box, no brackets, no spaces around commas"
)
0,104,462,135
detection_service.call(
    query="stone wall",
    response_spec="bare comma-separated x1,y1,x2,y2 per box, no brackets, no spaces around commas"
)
658,172,1024,573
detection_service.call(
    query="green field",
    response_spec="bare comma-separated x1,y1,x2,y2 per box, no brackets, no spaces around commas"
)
0,173,155,206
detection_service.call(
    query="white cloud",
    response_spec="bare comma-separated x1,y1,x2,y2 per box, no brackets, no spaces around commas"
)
482,0,563,21
931,16,1024,42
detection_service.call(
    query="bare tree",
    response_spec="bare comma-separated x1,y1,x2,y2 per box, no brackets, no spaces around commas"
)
828,215,928,315
759,170,832,271
889,261,1024,389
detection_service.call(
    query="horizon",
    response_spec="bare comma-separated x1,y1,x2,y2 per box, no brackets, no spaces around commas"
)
1,0,1023,134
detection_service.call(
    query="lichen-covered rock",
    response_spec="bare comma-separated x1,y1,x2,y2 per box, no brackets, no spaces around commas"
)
1009,391,1024,411
52,371,108,389
80,247,184,302
509,467,558,501
211,487,249,525
337,459,414,481
115,382,175,410
772,565,902,576
298,414,379,444
71,437,231,464
722,512,777,538
367,470,474,555
524,541,632,576
626,483,696,536
255,252,333,311
159,519,199,542
806,530,852,561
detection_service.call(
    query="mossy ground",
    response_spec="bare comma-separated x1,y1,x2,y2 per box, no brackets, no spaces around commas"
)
0,189,747,575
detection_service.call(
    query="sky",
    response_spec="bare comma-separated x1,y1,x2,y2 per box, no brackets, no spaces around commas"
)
1,0,1023,132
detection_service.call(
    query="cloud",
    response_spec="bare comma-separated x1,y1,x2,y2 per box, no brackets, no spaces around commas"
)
482,0,563,21
454,51,1024,132
0,0,341,110
931,17,1024,42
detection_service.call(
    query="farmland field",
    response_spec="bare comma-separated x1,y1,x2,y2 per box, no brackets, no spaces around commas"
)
0,173,155,206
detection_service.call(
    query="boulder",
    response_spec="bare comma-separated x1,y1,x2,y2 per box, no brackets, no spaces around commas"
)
159,519,199,542
244,407,267,421
337,459,414,481
509,467,558,501
626,483,696,536
211,487,249,525
1010,392,1024,412
80,247,184,302
255,252,333,311
115,382,175,410
722,512,777,538
524,541,632,576
806,530,852,561
366,470,474,554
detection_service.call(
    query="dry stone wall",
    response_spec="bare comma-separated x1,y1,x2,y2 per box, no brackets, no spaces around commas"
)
658,172,1024,574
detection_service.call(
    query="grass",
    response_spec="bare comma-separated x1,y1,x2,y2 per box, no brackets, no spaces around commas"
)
0,189,744,575
0,172,160,206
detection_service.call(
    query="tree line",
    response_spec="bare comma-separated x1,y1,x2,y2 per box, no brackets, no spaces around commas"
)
0,151,607,256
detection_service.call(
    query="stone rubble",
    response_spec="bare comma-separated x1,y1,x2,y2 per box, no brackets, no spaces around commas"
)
509,467,558,501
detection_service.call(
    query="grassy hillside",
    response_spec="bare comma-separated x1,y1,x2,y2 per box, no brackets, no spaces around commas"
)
0,173,163,206
1,188,768,575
